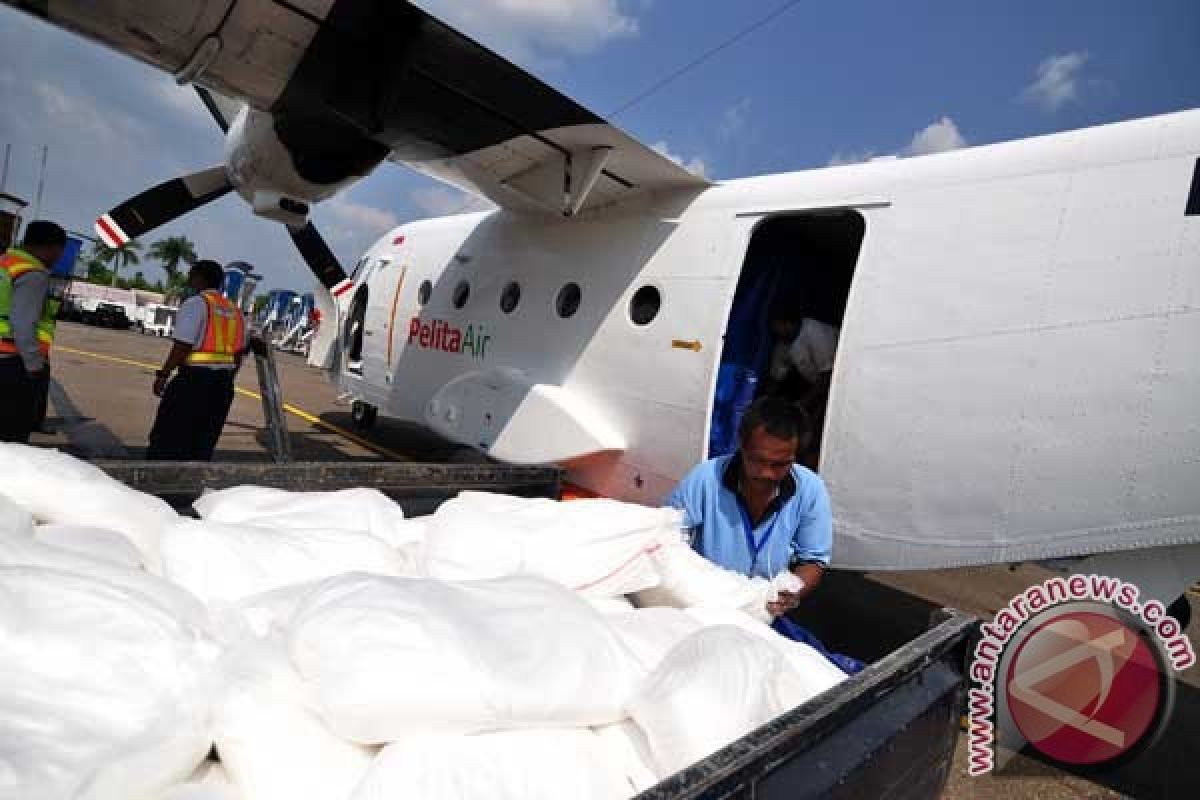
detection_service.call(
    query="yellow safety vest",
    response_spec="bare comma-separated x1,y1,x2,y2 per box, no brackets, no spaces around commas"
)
187,290,245,365
0,248,55,358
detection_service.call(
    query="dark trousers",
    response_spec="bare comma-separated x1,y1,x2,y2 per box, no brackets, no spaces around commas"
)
147,366,235,460
32,362,49,430
0,357,34,443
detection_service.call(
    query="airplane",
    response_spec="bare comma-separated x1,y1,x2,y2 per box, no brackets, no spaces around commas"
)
7,1,1200,612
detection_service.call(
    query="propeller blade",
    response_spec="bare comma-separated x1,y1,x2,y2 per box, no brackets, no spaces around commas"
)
193,86,239,133
287,222,352,297
95,166,233,248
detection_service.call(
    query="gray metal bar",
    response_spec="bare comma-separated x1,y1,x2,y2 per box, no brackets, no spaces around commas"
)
97,460,564,515
250,336,291,463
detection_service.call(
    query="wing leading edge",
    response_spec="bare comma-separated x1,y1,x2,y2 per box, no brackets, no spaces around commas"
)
4,0,709,215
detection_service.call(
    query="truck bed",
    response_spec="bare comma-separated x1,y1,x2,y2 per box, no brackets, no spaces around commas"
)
104,460,974,799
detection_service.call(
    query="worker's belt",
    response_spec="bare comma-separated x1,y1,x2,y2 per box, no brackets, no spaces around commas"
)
186,351,237,365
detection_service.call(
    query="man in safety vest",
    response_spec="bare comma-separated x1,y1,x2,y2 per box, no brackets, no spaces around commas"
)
0,220,66,443
147,259,246,460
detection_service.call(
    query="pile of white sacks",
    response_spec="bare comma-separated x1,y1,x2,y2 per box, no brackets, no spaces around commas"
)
0,444,847,800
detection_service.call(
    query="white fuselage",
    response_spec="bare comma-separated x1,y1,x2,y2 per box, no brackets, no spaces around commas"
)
325,109,1200,573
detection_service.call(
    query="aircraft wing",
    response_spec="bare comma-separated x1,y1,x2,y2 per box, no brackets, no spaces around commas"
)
12,0,709,216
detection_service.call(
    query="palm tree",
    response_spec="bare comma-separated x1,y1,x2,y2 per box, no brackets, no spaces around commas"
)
93,240,143,287
148,236,197,285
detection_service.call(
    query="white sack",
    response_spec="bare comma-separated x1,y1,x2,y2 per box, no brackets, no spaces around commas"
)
193,486,423,549
0,492,33,538
289,574,643,743
159,519,411,610
603,608,704,673
351,729,630,800
584,594,637,615
0,566,216,800
628,626,805,778
610,607,845,706
0,526,211,633
158,763,242,800
219,581,322,640
591,720,660,795
422,491,680,596
632,537,775,623
35,524,144,569
0,443,177,570
213,637,374,800
684,608,847,702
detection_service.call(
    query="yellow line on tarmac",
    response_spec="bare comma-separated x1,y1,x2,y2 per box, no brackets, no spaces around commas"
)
56,345,409,461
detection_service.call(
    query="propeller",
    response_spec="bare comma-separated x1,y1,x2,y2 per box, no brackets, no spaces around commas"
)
287,221,354,298
94,86,352,294
95,166,232,249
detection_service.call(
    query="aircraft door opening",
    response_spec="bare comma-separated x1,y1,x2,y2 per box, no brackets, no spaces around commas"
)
709,211,866,469
343,286,367,375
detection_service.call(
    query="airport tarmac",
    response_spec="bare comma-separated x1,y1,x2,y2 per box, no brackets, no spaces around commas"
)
34,321,1200,799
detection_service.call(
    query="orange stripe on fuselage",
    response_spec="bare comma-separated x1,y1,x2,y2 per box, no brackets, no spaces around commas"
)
386,265,408,368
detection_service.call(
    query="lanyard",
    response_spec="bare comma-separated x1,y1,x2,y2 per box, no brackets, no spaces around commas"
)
737,500,779,574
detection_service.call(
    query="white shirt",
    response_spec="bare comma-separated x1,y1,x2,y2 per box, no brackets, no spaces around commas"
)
174,292,240,369
770,318,840,384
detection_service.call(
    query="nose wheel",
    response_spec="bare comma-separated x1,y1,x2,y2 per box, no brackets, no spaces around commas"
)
351,400,378,430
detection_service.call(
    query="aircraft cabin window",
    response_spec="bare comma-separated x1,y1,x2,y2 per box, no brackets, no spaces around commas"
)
556,283,582,319
630,285,661,326
453,280,471,309
418,280,432,306
500,281,521,313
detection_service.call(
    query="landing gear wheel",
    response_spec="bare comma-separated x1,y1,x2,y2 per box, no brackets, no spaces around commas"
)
351,400,377,430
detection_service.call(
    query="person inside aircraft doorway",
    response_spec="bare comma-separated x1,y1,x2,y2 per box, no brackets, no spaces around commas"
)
147,260,246,460
666,397,862,673
765,307,839,467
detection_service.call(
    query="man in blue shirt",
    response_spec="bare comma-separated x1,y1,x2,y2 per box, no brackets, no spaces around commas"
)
667,397,861,672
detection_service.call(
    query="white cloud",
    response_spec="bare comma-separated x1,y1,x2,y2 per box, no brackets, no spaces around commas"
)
650,141,709,178
1022,51,1089,112
414,0,638,65
827,149,876,167
718,98,753,141
827,116,967,166
327,196,398,232
904,116,967,156
148,77,222,129
410,186,495,217
322,195,401,256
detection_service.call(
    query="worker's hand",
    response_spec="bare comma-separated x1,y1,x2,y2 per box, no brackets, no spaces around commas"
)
767,590,802,618
152,371,169,397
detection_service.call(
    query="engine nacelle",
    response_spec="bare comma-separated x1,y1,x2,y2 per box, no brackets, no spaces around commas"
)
224,107,341,219
223,105,385,223
250,190,310,227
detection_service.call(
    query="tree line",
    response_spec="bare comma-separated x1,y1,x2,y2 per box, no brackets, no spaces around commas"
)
80,235,270,312
83,235,197,298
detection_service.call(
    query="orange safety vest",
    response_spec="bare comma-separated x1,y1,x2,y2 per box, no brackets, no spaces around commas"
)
0,248,53,358
187,290,245,366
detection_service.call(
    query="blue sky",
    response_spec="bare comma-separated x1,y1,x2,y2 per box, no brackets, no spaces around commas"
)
1,0,1198,290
